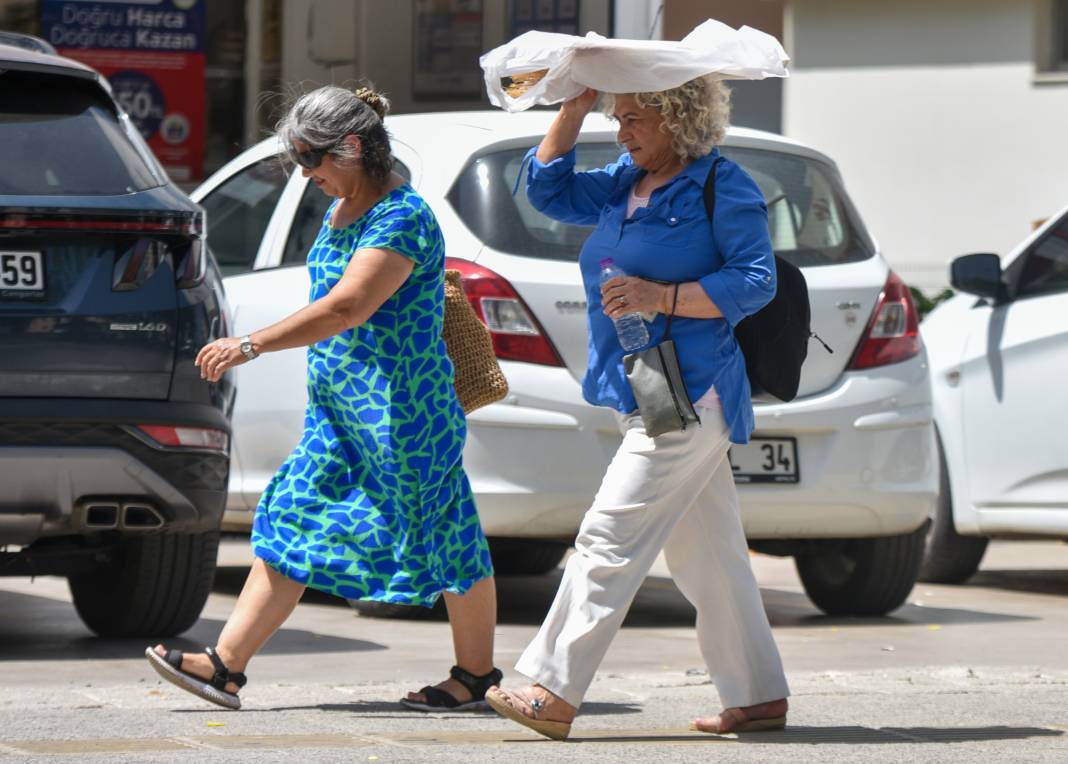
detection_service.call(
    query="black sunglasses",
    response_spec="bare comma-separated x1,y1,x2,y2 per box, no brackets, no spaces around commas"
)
291,142,337,170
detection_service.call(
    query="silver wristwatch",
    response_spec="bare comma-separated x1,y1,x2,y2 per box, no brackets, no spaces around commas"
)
239,335,259,361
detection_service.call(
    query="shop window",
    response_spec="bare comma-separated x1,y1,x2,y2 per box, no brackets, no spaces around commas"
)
1039,0,1068,72
205,0,282,175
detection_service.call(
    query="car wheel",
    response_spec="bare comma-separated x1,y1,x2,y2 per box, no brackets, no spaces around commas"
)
918,436,988,584
69,531,219,638
795,526,926,616
489,539,568,576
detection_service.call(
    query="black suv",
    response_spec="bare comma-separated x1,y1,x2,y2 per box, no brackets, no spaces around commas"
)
0,43,233,637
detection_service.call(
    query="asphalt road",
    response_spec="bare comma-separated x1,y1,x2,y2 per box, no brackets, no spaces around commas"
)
1,538,1066,763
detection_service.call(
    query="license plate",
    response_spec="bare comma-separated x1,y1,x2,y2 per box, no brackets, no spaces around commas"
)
729,437,799,484
0,250,45,298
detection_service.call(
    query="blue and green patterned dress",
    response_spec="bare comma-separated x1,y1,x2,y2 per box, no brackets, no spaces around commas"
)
251,184,493,606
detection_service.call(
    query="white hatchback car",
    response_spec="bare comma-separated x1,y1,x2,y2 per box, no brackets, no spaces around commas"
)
920,203,1068,584
192,110,936,616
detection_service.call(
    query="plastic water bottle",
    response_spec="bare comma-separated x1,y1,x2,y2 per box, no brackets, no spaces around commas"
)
599,258,649,351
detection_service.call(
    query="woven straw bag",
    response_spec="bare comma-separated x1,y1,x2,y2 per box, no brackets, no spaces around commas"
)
443,269,509,413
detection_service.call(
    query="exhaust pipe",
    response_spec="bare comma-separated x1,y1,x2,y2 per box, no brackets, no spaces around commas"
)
83,502,120,529
78,501,166,531
121,503,165,530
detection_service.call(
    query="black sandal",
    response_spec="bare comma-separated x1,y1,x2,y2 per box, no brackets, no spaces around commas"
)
145,646,248,710
399,665,504,712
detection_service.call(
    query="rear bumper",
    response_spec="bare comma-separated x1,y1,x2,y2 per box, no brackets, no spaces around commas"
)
741,353,937,539
222,357,937,544
218,362,618,536
469,355,937,542
456,362,620,539
0,399,229,546
0,398,230,432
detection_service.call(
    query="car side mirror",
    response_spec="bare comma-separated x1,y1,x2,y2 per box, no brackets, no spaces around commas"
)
950,253,1003,300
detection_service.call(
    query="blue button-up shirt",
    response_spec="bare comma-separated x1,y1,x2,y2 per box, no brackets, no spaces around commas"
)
526,146,775,444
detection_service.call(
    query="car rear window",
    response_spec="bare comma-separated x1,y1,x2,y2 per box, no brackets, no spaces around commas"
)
0,71,161,195
724,146,874,267
448,142,874,267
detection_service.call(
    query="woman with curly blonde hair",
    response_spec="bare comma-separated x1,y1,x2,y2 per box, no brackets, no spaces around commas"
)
486,75,790,739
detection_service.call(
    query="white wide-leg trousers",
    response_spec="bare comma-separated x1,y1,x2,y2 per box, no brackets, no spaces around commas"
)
515,406,790,710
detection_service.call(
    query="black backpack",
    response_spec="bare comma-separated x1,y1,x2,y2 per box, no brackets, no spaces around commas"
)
702,159,829,402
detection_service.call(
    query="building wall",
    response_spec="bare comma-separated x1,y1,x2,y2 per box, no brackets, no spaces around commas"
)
662,0,785,133
281,0,610,117
785,0,1068,290
613,0,661,39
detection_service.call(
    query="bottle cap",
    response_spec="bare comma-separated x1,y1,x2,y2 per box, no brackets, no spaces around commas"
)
598,258,614,267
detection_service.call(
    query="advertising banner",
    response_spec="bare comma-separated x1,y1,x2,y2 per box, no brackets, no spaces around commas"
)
41,0,206,181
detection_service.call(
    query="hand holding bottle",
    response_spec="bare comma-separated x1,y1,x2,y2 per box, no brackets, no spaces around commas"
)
599,259,650,352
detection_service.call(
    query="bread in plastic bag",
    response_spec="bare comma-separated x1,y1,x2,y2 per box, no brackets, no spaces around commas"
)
481,19,790,113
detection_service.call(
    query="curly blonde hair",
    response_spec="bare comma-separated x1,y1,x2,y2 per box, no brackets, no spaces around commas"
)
604,75,732,161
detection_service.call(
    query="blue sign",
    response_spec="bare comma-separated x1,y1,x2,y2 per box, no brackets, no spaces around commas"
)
109,69,165,138
41,0,205,54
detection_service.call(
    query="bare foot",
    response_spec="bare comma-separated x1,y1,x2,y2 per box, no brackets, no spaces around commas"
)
486,684,576,724
153,644,243,695
691,698,788,733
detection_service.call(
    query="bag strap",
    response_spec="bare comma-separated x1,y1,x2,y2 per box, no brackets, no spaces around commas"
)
663,283,680,341
702,154,724,223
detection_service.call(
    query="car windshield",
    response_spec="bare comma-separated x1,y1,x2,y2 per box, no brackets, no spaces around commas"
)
448,142,875,266
0,71,160,195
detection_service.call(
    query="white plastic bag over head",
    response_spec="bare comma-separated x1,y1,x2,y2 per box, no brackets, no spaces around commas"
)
481,19,790,113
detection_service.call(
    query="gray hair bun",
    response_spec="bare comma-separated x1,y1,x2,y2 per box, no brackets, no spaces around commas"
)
355,87,389,120
275,84,394,183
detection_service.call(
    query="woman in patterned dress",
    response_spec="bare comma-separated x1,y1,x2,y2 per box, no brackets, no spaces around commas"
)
145,85,500,712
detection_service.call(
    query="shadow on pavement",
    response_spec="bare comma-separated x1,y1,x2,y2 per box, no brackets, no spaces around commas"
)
456,570,1035,630
0,588,385,662
565,725,1064,745
212,565,354,608
760,587,1036,629
0,559,1043,660
219,563,1038,630
968,569,1068,597
242,699,641,718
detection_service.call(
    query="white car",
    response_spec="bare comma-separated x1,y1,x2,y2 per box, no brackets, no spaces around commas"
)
192,110,936,616
920,204,1068,583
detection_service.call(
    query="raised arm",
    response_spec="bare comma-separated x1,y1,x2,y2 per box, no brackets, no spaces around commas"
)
525,89,630,226
535,88,599,164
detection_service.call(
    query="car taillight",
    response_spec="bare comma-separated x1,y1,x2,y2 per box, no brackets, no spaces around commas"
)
0,212,202,235
135,425,229,452
848,271,922,370
174,239,206,289
445,257,565,367
112,239,166,291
